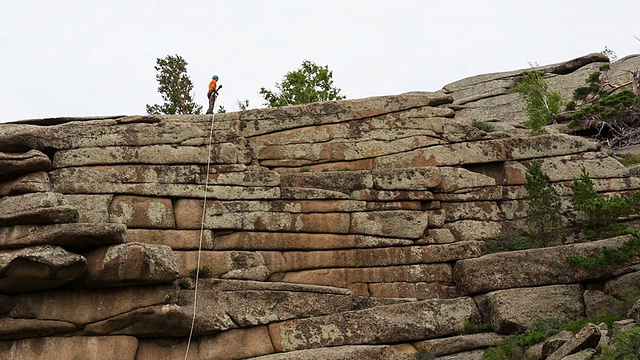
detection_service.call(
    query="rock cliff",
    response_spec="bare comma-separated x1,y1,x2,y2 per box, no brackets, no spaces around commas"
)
1,54,640,359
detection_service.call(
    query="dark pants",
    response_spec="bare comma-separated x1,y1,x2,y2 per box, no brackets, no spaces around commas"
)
206,91,217,114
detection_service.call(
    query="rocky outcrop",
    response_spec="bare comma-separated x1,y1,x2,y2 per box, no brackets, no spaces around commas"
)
1,53,640,359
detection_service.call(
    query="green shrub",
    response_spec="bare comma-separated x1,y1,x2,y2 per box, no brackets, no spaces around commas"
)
188,264,213,279
619,154,640,166
458,319,493,335
177,277,193,289
571,167,640,237
594,326,640,360
471,119,496,132
482,338,537,360
511,71,563,135
525,160,562,246
566,233,640,273
485,234,535,253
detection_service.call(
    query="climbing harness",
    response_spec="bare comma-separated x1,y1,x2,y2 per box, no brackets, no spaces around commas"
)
184,89,220,360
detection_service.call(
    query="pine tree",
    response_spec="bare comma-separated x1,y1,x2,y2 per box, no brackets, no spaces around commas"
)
146,54,202,115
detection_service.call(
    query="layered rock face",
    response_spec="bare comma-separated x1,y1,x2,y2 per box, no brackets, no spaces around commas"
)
1,54,640,359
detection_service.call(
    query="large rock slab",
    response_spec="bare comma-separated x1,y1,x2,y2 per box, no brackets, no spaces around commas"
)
262,242,484,273
52,144,248,168
414,332,503,357
372,167,442,190
236,92,453,137
84,242,179,286
350,210,428,238
373,140,506,168
214,232,413,251
478,284,585,333
0,335,138,360
453,236,636,295
0,223,126,251
546,323,602,360
109,195,175,229
268,297,480,352
11,285,177,325
280,170,373,193
503,134,599,160
0,192,78,226
0,245,86,293
0,318,77,340
270,263,452,289
83,280,366,336
137,326,275,360
250,344,417,360
0,149,51,181
0,171,51,196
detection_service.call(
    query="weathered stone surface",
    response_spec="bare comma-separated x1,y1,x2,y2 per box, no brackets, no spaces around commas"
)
0,171,51,196
480,284,584,334
237,92,453,137
109,195,175,229
414,332,503,357
0,192,78,226
263,242,483,273
269,263,452,289
137,326,275,360
584,289,628,319
0,223,126,251
437,167,497,192
372,167,442,190
373,140,506,168
604,269,640,300
0,318,77,340
49,164,200,186
214,232,413,250
367,282,458,300
444,220,501,242
85,280,363,336
126,229,214,250
84,242,179,286
0,335,138,360
503,134,598,160
63,194,113,223
205,165,280,186
442,201,502,222
11,285,176,325
250,344,417,360
350,210,428,238
547,323,602,360
36,119,212,149
280,170,373,193
454,236,636,295
0,245,86,293
268,297,480,352
0,149,51,181
281,186,350,199
535,152,629,181
52,144,247,167
248,107,452,149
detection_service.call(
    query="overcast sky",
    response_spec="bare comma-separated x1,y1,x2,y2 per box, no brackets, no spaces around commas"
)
1,1,639,122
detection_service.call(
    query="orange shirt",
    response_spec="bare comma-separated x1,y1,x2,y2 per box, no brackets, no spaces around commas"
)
208,79,217,91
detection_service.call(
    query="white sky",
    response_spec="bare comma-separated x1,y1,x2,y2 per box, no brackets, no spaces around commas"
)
1,0,639,122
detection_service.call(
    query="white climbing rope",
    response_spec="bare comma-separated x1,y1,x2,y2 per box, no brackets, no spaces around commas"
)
184,109,217,360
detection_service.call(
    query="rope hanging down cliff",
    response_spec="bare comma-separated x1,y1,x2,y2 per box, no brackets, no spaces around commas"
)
185,84,221,360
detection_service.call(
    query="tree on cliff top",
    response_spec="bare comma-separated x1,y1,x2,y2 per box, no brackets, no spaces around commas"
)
146,54,202,115
259,60,346,107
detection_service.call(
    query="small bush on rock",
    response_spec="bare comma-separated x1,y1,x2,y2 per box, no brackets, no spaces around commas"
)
511,71,563,135
188,264,213,279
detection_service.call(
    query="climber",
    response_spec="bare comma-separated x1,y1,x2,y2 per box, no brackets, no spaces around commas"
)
206,75,221,114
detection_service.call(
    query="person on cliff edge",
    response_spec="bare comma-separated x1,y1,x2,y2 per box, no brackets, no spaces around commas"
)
206,75,220,114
